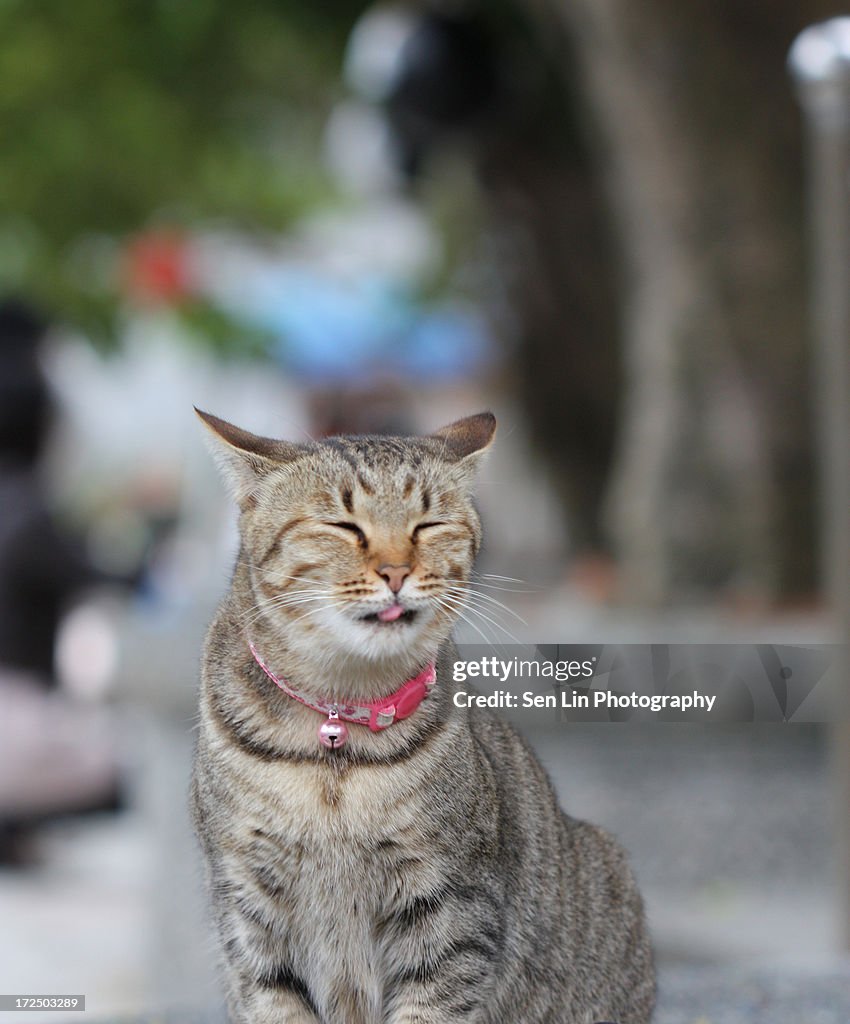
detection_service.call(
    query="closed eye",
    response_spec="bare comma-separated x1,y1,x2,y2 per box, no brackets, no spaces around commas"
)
327,521,367,545
412,522,446,540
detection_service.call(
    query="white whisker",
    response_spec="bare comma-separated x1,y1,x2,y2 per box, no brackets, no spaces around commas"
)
441,575,536,594
442,585,527,626
432,594,494,645
434,591,520,646
450,598,523,645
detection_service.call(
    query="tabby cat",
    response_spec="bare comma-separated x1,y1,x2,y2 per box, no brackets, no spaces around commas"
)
191,409,655,1024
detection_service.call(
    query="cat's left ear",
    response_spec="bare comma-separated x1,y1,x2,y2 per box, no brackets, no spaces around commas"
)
431,412,496,474
195,408,304,505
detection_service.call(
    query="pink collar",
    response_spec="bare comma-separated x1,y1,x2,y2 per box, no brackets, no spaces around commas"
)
248,639,436,733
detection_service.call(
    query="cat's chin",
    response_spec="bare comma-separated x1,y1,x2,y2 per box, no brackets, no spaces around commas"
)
311,607,447,664
345,620,431,660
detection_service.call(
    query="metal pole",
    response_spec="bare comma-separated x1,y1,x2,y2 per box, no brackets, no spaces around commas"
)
789,18,850,950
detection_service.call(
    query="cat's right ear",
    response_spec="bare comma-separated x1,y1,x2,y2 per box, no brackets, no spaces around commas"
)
195,408,303,505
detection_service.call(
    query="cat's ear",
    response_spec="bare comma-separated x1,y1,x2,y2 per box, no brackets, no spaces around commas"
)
195,408,304,504
431,412,496,469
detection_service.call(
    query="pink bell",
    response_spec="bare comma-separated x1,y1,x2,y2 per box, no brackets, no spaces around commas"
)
318,709,348,750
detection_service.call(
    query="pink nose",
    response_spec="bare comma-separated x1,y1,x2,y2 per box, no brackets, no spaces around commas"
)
378,564,411,593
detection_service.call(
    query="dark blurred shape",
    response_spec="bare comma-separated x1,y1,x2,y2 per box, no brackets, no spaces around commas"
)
0,298,102,682
384,11,501,177
0,298,51,466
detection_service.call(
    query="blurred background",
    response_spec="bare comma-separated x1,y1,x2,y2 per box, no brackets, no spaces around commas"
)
1,1,848,1021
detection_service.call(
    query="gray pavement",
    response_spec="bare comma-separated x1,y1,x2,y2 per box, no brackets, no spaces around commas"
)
656,962,850,1022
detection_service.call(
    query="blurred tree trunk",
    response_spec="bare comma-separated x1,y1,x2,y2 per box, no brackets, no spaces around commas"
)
476,93,623,560
516,0,830,602
388,6,627,563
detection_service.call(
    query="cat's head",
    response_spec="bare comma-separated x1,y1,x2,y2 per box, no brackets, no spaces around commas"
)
198,409,495,664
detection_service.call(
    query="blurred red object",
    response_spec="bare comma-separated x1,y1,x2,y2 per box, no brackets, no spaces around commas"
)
124,231,192,304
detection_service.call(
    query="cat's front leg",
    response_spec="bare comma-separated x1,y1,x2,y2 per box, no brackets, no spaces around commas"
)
217,924,322,1024
382,936,498,1024
225,968,323,1024
236,991,322,1024
383,993,485,1024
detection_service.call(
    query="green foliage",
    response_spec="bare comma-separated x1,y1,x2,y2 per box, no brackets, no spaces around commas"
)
0,0,365,344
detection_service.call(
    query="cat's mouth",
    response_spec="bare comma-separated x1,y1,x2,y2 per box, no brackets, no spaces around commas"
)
359,606,419,626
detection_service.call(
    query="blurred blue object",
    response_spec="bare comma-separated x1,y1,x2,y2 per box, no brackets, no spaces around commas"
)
235,267,493,384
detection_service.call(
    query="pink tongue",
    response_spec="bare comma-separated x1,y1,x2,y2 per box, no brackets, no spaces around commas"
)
377,604,404,623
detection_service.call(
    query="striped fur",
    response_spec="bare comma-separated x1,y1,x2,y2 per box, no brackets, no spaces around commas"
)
192,412,655,1023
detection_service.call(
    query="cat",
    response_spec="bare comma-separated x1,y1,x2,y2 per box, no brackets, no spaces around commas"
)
191,409,655,1024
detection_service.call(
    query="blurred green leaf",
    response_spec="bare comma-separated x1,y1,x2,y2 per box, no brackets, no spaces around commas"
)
0,0,365,348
